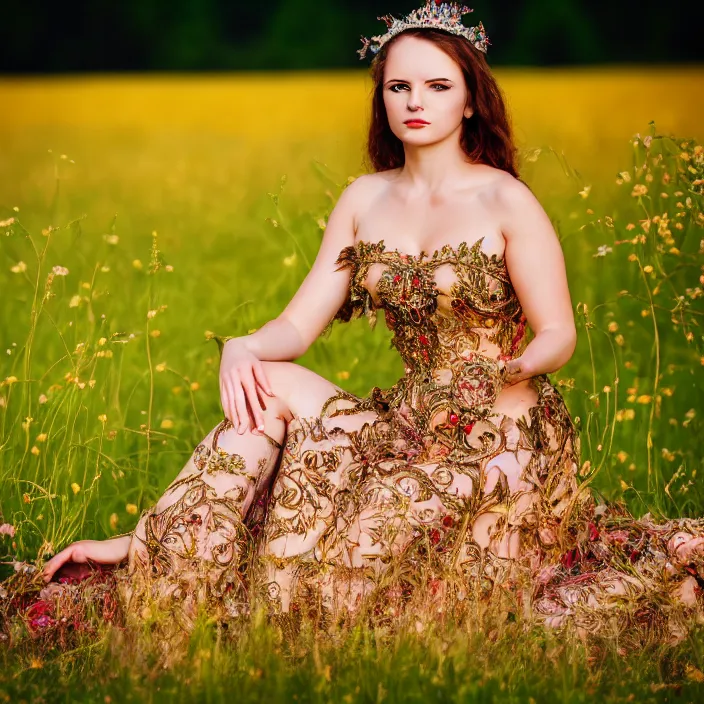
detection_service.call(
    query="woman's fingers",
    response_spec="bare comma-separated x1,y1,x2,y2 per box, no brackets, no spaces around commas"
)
225,378,239,426
253,360,275,397
242,376,265,432
232,381,250,434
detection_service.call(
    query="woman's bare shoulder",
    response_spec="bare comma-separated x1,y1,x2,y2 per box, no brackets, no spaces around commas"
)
338,170,399,230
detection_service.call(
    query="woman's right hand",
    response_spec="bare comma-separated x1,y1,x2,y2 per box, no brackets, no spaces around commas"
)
219,338,275,434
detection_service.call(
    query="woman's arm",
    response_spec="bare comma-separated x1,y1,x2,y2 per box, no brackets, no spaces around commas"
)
226,174,372,361
497,178,578,385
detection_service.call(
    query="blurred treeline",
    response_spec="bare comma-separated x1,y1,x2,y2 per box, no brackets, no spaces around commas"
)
2,0,702,73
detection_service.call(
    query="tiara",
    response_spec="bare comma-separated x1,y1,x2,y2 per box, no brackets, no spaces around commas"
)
358,1,490,60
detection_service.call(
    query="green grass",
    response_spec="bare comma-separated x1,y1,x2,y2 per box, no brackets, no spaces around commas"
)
1,74,704,700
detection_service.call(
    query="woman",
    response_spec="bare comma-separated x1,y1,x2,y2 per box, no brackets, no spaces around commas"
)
35,2,704,646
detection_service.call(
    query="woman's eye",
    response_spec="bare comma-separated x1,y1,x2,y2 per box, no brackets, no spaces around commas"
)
389,84,450,92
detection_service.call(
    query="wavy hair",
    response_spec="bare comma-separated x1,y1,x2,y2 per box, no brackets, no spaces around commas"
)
365,28,520,179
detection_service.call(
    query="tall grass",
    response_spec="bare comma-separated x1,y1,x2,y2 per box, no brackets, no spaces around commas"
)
0,73,703,699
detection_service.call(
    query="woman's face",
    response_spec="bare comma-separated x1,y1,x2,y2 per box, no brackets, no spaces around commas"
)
382,34,473,148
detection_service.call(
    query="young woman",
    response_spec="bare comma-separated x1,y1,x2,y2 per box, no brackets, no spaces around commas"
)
37,2,704,645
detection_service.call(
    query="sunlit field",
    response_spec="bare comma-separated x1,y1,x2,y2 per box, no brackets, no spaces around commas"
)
1,69,704,701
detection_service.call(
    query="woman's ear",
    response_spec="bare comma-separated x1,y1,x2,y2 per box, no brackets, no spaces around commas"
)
464,105,474,119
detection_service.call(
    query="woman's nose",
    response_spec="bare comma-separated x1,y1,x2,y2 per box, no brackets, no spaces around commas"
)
408,89,423,111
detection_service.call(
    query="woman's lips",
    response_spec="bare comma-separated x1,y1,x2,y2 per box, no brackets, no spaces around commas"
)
404,120,430,128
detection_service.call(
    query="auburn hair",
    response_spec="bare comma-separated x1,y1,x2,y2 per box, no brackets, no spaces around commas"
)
365,28,520,179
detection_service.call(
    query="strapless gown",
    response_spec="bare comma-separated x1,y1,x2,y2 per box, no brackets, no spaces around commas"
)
4,238,704,652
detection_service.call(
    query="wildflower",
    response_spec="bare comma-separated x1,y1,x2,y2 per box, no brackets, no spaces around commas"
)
109,513,118,531
283,253,297,267
636,395,652,404
578,185,591,199
71,482,81,494
155,362,166,372
36,433,48,442
98,414,107,423
614,335,625,346
132,259,143,270
0,524,15,538
336,371,350,380
617,451,628,463
661,449,676,462
165,264,174,273
126,504,138,515
10,261,27,273
643,265,654,274
160,419,174,430
317,218,327,230
69,295,81,308
103,234,119,245
3,376,18,386
98,337,107,346
0,217,16,227
607,321,619,332
631,184,648,197
593,245,612,257
52,265,69,276
31,446,40,456
149,330,161,338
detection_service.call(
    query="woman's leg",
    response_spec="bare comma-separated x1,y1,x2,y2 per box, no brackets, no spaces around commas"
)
122,361,354,615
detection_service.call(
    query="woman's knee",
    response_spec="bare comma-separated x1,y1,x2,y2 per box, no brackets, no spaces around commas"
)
262,361,344,419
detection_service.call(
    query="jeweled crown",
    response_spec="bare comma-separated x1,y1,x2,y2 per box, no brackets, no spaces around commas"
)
358,1,490,60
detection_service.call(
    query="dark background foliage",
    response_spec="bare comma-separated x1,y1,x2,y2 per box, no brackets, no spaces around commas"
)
2,0,702,73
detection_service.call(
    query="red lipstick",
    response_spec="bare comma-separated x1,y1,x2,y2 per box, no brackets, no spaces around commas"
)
404,119,430,128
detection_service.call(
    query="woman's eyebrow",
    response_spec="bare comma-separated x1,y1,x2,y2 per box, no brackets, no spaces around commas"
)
384,77,454,85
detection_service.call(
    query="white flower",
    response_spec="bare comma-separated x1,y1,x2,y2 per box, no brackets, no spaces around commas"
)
52,265,69,276
103,234,119,245
10,261,27,273
0,523,15,537
593,245,613,258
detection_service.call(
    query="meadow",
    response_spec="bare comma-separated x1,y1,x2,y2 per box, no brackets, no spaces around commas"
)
1,67,704,701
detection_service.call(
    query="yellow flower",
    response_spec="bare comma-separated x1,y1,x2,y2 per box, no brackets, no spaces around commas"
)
336,371,350,380
31,446,40,456
155,362,166,372
3,375,18,386
126,503,138,515
36,433,48,442
631,184,648,197
619,479,629,491
10,261,27,274
607,321,619,332
283,253,297,267
98,337,107,346
149,330,161,338
643,265,653,273
190,381,200,391
98,414,107,423
132,259,143,270
71,482,81,494
109,513,119,531
38,394,48,404
69,295,81,308
160,419,174,429
616,451,628,463
636,395,652,404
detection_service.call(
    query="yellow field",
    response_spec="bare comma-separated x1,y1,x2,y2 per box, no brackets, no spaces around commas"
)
1,66,702,179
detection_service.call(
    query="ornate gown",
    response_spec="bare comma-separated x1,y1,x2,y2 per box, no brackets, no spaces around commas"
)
5,237,704,652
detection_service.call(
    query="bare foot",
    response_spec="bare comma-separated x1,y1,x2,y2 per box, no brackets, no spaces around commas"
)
41,535,132,583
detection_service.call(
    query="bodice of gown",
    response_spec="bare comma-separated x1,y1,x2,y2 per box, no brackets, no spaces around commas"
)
332,238,531,439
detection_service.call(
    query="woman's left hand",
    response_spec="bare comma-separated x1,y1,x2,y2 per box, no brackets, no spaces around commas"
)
503,356,531,386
